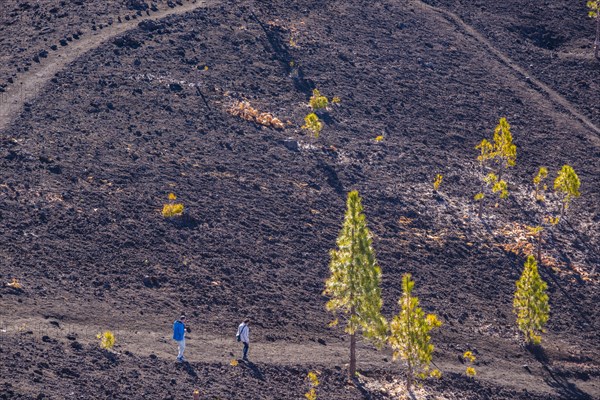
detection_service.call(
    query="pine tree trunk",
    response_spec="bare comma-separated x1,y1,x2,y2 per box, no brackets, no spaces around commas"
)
536,231,542,266
349,328,356,380
348,224,356,381
406,362,413,392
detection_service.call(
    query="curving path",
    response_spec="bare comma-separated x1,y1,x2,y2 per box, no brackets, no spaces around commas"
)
414,0,600,145
0,0,214,133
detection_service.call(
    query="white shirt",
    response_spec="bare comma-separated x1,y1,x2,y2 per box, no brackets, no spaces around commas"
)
237,323,249,343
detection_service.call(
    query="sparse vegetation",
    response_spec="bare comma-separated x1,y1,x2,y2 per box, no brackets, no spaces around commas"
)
304,371,319,400
389,273,442,391
228,100,284,129
302,113,323,138
553,165,580,219
475,118,517,217
514,255,549,345
309,89,329,111
97,330,115,350
162,193,184,218
433,174,443,191
463,351,477,378
323,190,387,379
6,278,22,289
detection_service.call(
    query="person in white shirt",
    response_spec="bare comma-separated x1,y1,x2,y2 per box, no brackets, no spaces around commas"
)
237,318,250,361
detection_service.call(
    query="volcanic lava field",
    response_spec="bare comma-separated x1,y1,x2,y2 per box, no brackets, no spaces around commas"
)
0,0,599,399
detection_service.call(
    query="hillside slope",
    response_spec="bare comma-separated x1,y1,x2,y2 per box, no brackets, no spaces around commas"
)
1,0,598,398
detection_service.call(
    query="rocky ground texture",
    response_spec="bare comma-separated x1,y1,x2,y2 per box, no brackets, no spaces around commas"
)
0,0,599,399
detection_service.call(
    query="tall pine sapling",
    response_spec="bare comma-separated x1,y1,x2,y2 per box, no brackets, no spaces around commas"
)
474,118,517,217
533,167,548,202
388,274,442,391
588,1,600,59
513,255,550,345
531,167,549,263
553,165,581,219
323,191,387,380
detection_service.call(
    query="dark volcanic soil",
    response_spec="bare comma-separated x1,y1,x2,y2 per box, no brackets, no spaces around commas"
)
1,0,599,399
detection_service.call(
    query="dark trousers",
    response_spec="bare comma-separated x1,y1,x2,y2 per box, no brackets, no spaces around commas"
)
242,342,249,359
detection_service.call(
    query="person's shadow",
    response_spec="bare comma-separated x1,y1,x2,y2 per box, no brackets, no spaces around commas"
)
176,361,198,378
240,360,265,381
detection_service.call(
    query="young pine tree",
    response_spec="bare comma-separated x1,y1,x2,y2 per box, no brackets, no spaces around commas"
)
588,1,600,59
323,190,387,380
553,165,581,219
388,274,442,391
474,118,517,217
513,255,550,345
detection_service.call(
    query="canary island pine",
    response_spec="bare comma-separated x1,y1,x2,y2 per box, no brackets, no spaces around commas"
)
389,274,442,391
513,256,549,345
433,174,443,191
303,113,323,138
304,371,319,400
97,331,115,350
474,118,517,217
323,190,387,380
463,351,477,378
588,1,600,59
162,193,184,217
553,165,580,219
309,89,329,111
533,167,548,202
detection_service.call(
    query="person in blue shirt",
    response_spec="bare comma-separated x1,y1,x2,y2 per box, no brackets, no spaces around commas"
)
172,315,188,362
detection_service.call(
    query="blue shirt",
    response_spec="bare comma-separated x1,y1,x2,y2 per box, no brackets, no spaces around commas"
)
173,320,185,341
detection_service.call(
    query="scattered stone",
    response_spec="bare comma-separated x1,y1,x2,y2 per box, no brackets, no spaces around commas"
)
317,338,326,346
50,45,58,51
38,50,48,58
32,55,40,63
72,34,79,40
282,138,299,152
143,275,159,288
169,83,183,92
70,341,83,351
113,36,141,49
59,39,68,46
139,20,163,32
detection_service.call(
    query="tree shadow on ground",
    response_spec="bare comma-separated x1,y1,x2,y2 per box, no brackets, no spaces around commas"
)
528,345,592,400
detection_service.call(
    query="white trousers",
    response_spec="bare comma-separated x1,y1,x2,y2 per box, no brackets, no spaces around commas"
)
176,338,185,358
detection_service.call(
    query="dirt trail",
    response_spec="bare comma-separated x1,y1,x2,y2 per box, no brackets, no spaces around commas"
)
414,0,600,145
0,0,214,133
0,313,568,397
